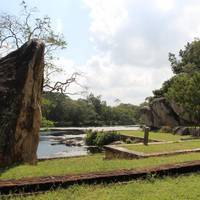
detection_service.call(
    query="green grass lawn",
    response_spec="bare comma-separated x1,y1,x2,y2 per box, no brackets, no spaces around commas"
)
11,173,200,200
118,130,192,142
1,153,200,180
120,140,200,153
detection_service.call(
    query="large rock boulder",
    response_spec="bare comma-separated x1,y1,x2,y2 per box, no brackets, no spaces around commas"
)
0,39,45,167
140,106,154,127
140,97,192,129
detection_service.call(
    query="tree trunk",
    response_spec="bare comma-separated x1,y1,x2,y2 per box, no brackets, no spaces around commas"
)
0,39,45,167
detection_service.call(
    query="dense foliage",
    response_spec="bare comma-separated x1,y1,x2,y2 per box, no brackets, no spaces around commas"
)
168,40,200,74
41,117,55,127
41,92,140,127
150,39,200,124
85,130,120,147
166,72,200,124
153,39,200,97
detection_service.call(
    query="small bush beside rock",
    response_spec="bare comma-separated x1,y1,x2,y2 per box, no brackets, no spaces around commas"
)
85,130,120,147
85,130,98,146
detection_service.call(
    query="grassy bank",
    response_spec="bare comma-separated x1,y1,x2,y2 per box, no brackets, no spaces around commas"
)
120,140,200,153
118,130,192,141
10,173,200,200
1,153,200,180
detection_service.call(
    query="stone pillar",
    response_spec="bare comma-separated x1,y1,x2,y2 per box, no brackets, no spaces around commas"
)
0,39,45,167
143,126,150,145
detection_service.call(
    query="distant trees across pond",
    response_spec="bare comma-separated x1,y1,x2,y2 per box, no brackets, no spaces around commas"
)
41,92,140,127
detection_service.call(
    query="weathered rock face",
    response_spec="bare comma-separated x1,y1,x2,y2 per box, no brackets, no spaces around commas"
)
140,106,154,127
140,97,193,129
0,39,45,167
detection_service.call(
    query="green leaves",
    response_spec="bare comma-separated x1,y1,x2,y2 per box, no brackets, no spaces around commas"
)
165,72,200,124
169,39,200,75
41,92,140,127
85,130,120,147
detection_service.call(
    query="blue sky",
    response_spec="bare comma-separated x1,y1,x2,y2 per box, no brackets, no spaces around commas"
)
1,0,200,105
1,0,93,64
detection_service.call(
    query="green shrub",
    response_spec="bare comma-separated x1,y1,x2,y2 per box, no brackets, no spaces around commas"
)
85,130,120,147
95,131,120,146
125,138,133,144
41,117,55,127
85,130,98,146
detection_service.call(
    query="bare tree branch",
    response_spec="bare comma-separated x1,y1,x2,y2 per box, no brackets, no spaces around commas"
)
0,1,85,95
43,72,85,95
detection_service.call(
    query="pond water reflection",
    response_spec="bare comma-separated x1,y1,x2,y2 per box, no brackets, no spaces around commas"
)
37,126,139,158
37,134,88,158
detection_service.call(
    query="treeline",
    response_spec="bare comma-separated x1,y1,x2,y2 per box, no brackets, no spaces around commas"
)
41,92,140,127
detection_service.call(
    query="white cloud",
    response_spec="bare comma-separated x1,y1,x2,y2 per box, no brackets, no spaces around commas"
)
84,0,129,48
84,0,129,36
57,0,200,105
52,52,172,104
80,0,175,104
172,4,200,39
153,0,175,12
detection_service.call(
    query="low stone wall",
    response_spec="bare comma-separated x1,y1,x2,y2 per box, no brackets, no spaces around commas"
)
104,145,200,160
104,145,145,159
119,134,160,143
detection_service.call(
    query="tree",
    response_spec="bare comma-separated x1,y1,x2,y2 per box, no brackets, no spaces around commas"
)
166,72,200,124
0,1,81,93
151,38,200,125
87,93,105,116
41,92,140,127
169,39,200,74
152,77,176,98
112,103,139,125
150,39,200,101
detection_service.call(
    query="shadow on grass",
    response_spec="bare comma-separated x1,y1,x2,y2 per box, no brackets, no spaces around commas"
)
0,163,20,177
